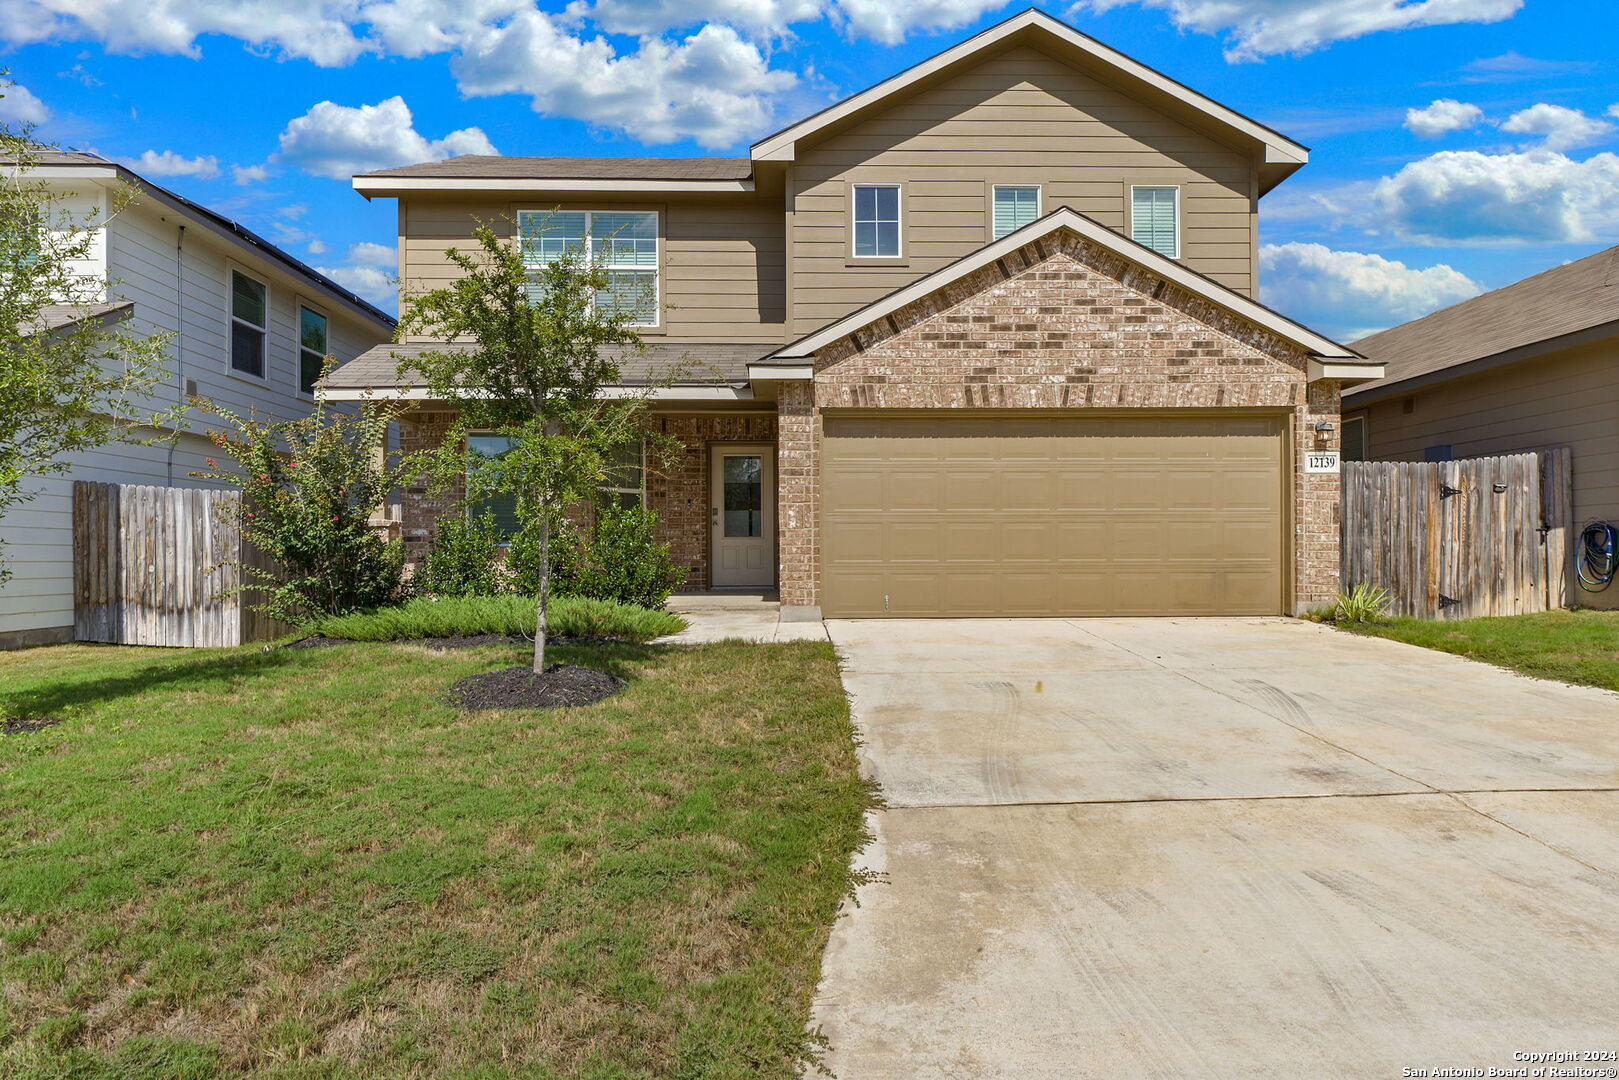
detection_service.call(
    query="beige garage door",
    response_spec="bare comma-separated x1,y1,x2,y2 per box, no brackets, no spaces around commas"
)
820,413,1287,618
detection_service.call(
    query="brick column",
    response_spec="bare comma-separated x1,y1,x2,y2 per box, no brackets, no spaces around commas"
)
775,381,821,612
398,409,462,569
1295,380,1343,612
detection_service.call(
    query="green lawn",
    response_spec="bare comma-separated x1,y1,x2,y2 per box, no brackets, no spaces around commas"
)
1341,608,1619,691
0,638,872,1079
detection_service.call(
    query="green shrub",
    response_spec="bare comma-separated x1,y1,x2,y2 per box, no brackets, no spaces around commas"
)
533,500,686,609
194,398,412,623
415,511,506,598
304,594,686,643
1333,582,1392,624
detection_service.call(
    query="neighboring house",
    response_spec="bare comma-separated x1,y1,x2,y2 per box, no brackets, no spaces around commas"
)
0,152,395,647
327,8,1380,619
1342,244,1619,610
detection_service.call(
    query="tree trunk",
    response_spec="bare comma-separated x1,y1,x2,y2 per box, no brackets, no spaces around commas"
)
532,514,550,674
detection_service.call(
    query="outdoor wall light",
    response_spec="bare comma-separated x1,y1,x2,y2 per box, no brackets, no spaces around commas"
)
1313,421,1335,442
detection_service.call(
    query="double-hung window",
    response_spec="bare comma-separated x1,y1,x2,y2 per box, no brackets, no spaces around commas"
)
992,185,1040,240
517,210,659,327
230,270,268,378
466,432,520,540
1130,185,1179,259
852,184,900,258
599,440,645,509
298,305,328,395
1,208,41,269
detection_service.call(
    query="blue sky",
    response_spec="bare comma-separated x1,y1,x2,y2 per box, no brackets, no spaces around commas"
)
2,0,1616,340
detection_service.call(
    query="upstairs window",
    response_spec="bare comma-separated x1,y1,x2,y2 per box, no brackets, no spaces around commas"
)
1130,186,1179,259
230,270,267,378
852,184,900,258
1,208,41,269
992,185,1040,240
518,210,659,326
298,305,328,395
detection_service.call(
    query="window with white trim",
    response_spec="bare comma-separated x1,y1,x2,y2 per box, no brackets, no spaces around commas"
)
298,304,328,395
466,432,520,540
992,185,1040,240
852,185,900,257
517,209,659,326
230,270,267,378
599,439,645,509
1130,185,1179,258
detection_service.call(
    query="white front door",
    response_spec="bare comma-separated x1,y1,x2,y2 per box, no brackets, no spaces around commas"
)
710,445,775,588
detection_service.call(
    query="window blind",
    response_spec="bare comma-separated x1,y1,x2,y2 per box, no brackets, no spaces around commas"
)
992,186,1039,239
1130,186,1178,258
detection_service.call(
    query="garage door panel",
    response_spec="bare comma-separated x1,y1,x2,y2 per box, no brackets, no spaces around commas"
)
821,413,1285,617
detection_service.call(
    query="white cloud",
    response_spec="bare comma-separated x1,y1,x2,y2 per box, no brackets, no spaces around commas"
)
315,242,399,309
1070,0,1523,61
1610,104,1619,120
307,239,329,255
0,0,373,66
566,0,827,37
1500,103,1614,152
347,241,397,268
0,81,50,125
1260,242,1482,340
833,0,1013,45
1322,149,1619,246
317,264,395,308
273,96,497,180
452,18,797,147
1404,98,1482,138
120,149,221,179
1455,51,1595,84
232,163,270,185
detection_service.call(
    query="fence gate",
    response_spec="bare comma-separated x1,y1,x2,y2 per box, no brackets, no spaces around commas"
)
73,481,289,647
1340,449,1573,619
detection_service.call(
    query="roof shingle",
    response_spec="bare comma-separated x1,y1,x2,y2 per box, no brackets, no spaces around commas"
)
355,156,754,181
322,340,771,390
1347,245,1619,397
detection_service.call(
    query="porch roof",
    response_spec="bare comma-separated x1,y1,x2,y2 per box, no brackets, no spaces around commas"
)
321,340,771,399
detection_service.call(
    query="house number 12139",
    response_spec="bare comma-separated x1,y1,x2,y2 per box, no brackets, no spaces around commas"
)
1305,451,1341,473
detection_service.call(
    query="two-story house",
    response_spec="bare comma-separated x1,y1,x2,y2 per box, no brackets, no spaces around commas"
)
0,152,396,648
326,8,1381,619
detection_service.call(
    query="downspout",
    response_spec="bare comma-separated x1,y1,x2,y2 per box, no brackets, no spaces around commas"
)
166,223,186,486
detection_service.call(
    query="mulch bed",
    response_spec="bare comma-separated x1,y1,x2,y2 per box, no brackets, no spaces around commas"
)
449,664,625,710
3,716,63,735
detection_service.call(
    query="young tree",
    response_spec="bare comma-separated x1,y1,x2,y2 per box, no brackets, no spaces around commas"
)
0,100,177,583
397,217,672,673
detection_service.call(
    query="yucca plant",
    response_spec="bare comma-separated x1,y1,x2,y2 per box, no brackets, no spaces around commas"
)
1333,582,1392,624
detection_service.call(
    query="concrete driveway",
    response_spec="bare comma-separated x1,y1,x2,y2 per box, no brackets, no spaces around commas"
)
812,618,1619,1079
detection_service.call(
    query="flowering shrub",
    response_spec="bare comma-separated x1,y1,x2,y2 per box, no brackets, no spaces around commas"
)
193,397,422,625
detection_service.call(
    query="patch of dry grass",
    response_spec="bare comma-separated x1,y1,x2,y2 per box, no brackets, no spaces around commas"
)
0,638,871,1078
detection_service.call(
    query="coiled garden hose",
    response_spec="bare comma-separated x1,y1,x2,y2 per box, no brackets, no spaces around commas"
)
1576,522,1618,592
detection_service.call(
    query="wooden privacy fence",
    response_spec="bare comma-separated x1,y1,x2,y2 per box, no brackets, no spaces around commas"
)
1341,449,1573,619
73,481,290,647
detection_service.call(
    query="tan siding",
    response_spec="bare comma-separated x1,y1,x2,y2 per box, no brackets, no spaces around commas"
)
787,43,1256,334
398,195,786,344
1347,339,1619,609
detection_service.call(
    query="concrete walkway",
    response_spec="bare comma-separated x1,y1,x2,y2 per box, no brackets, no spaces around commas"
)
813,618,1619,1078
655,592,829,644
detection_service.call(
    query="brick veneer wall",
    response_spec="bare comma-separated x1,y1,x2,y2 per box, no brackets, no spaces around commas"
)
775,230,1343,614
396,408,776,592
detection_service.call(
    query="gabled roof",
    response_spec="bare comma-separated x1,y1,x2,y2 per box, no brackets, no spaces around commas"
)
762,206,1362,366
1345,245,1619,402
18,151,395,330
751,8,1309,193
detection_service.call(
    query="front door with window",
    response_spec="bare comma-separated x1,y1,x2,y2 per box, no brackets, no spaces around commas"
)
710,445,775,588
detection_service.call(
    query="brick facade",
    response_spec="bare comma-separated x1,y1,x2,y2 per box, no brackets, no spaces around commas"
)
775,229,1342,614
396,409,775,592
